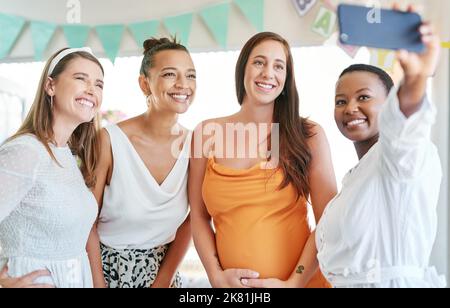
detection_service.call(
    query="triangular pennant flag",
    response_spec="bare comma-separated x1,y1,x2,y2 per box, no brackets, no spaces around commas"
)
95,24,125,64
62,24,91,48
234,0,264,32
311,5,336,38
370,49,396,73
200,3,230,48
163,13,193,45
128,20,159,49
30,21,57,61
0,13,26,60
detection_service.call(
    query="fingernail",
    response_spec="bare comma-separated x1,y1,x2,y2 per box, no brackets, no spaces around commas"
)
252,272,260,278
241,279,248,285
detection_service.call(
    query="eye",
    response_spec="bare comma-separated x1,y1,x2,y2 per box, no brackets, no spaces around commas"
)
274,64,285,71
359,95,371,101
75,76,86,81
335,99,346,106
253,60,264,67
187,74,197,80
162,72,176,78
96,83,104,90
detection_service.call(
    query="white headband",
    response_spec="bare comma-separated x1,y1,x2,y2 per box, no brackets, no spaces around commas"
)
47,47,95,76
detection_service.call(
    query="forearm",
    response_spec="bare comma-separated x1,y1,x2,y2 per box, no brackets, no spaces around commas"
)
288,231,320,288
191,213,223,286
86,225,106,288
153,216,192,287
398,75,428,118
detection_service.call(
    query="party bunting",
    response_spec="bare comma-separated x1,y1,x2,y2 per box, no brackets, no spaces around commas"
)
163,13,193,45
311,5,336,38
370,49,396,73
62,24,91,48
30,21,57,61
128,20,159,49
234,0,264,32
292,0,317,17
0,13,26,60
200,3,230,48
95,24,125,64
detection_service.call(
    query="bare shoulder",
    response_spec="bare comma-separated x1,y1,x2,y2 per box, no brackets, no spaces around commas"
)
116,115,142,135
303,119,330,153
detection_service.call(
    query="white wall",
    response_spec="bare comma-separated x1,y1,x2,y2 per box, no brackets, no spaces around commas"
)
428,0,450,284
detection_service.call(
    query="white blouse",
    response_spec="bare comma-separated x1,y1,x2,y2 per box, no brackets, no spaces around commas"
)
97,125,190,250
0,135,97,288
316,88,446,288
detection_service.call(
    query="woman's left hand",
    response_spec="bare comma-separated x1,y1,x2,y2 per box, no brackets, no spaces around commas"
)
394,4,441,79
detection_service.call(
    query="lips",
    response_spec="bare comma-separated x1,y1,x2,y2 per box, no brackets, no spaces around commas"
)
345,118,368,128
75,97,96,109
255,81,276,91
169,92,191,103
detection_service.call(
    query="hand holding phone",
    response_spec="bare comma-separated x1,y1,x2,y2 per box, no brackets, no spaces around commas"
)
337,4,425,53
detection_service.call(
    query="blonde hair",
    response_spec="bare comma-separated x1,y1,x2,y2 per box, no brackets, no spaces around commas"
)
6,48,104,188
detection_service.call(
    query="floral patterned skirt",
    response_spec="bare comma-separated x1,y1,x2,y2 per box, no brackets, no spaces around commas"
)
101,243,182,288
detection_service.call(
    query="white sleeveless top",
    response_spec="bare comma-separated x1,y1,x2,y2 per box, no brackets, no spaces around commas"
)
97,125,191,250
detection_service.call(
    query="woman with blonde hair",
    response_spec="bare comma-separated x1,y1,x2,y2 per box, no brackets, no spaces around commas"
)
0,47,104,288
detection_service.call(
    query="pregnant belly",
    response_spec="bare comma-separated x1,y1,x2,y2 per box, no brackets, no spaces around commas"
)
215,224,308,280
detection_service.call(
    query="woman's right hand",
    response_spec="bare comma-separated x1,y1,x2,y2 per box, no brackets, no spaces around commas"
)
211,269,260,288
0,266,55,288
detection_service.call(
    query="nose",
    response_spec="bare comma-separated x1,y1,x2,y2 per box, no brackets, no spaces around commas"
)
85,81,95,95
175,75,189,89
344,99,359,115
261,65,275,80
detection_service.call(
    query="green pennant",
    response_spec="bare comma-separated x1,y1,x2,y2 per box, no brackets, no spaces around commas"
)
62,24,91,48
200,3,230,48
30,21,57,61
128,20,159,49
234,0,264,32
163,13,193,45
95,24,125,64
0,13,26,60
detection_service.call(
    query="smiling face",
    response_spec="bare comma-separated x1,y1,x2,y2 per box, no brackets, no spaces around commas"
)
334,71,388,142
143,49,196,114
48,57,104,126
243,40,287,106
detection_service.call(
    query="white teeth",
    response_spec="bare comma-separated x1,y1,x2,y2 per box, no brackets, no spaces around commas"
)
256,83,274,90
347,119,366,127
171,94,189,101
76,99,94,108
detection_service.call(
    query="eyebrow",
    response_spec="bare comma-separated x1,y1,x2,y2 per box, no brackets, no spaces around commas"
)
161,67,196,73
335,88,372,98
73,72,104,84
253,55,286,65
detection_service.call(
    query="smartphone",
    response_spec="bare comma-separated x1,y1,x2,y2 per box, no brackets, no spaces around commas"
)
337,4,425,53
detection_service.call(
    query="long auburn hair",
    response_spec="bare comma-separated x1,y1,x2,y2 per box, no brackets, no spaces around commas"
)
235,32,314,199
6,48,104,188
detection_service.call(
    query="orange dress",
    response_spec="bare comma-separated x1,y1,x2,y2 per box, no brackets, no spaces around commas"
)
202,157,330,288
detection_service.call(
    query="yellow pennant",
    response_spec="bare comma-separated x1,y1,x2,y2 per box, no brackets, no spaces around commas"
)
441,42,450,49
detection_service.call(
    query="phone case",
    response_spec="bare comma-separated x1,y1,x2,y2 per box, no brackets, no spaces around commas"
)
338,4,425,53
